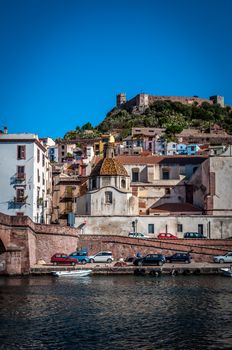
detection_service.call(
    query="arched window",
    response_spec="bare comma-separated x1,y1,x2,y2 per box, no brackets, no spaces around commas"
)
121,179,126,188
105,191,112,204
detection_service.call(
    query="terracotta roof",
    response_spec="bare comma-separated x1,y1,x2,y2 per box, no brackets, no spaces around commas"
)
90,158,128,177
115,155,208,165
150,202,202,213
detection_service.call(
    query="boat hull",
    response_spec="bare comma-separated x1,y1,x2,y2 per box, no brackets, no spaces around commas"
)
52,270,92,277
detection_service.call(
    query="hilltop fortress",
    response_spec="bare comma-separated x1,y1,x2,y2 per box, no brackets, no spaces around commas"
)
116,92,225,112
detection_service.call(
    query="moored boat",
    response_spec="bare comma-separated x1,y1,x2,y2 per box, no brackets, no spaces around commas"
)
221,267,232,277
51,269,92,277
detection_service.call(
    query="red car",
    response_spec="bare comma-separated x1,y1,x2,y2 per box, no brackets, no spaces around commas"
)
51,253,79,266
157,232,178,239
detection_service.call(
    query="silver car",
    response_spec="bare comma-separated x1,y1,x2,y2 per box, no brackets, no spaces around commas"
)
213,252,232,263
89,251,114,263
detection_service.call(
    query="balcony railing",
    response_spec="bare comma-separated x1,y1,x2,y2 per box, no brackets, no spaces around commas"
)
16,173,26,181
60,192,73,201
14,196,28,204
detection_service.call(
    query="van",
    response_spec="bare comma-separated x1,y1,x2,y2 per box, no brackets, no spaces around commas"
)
184,232,207,239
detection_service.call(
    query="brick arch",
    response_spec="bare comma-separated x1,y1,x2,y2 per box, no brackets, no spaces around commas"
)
0,239,6,254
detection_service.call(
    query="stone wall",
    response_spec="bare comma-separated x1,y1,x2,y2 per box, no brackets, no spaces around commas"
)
75,215,232,239
1,212,232,274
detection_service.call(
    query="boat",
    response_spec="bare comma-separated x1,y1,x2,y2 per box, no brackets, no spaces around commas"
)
51,269,92,277
220,267,232,277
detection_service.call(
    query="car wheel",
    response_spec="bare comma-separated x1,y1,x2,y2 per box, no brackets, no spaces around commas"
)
187,260,191,264
138,260,143,266
219,259,224,264
71,262,76,266
53,262,57,266
90,259,94,263
107,258,112,263
158,261,163,266
81,260,87,265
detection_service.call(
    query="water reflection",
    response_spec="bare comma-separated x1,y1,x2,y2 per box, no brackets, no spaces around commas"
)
0,275,232,349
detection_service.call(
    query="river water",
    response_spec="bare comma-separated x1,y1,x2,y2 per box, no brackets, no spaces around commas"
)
0,275,231,350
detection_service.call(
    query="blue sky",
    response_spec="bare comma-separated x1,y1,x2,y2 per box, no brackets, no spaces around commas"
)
0,0,232,138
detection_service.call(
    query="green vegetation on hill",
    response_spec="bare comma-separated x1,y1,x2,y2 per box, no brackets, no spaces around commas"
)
97,100,232,139
62,100,232,141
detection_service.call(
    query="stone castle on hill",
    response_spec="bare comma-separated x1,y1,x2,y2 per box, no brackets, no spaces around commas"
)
116,92,225,112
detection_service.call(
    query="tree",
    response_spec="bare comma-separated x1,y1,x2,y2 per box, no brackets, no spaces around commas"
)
81,122,94,131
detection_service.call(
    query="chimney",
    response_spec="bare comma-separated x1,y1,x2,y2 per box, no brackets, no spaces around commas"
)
3,126,8,134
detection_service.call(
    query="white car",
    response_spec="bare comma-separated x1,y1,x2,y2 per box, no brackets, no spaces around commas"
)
88,251,114,263
128,232,149,238
213,252,232,263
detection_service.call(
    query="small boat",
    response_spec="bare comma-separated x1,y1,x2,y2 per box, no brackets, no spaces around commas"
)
221,267,232,277
51,269,92,277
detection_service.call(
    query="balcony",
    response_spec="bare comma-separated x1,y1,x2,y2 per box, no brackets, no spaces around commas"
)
16,173,26,181
14,196,28,204
60,192,73,202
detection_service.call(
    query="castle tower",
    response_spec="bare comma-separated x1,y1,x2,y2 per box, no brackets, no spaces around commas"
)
210,95,224,107
116,93,126,108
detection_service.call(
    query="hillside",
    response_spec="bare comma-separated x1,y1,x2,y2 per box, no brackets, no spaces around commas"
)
97,100,232,139
62,100,232,141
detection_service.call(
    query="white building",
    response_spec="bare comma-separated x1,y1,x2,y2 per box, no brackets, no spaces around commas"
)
76,137,139,216
0,133,52,223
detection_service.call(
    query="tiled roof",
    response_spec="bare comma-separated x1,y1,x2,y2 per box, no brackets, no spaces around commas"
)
90,158,128,177
150,203,202,213
115,155,208,165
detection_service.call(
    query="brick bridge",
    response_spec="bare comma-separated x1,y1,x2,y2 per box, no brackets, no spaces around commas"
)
0,212,232,275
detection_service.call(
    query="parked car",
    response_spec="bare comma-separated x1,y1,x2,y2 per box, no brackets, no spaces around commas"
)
157,232,178,239
184,232,207,239
133,254,166,266
166,252,192,263
68,250,90,264
88,251,114,263
128,232,148,238
213,252,232,264
51,253,79,266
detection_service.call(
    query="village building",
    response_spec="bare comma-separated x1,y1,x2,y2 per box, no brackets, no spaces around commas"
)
0,133,52,223
76,136,139,216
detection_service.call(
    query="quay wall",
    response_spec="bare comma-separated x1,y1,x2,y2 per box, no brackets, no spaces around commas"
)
1,213,232,274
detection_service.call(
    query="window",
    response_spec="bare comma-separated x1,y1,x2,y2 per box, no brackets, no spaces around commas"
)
105,191,112,204
92,178,96,189
162,170,170,180
16,188,24,201
62,145,65,150
121,179,126,188
42,154,45,167
177,224,183,232
17,145,26,160
37,169,40,182
17,166,25,180
165,188,171,195
37,149,40,163
198,224,204,234
132,169,139,182
148,224,154,234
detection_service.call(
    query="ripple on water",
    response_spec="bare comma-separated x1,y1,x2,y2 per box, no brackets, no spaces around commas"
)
0,275,232,350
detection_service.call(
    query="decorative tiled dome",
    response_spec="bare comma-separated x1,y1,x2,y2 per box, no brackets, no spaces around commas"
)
90,158,128,177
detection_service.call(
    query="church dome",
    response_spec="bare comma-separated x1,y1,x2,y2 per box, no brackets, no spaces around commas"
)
90,158,128,177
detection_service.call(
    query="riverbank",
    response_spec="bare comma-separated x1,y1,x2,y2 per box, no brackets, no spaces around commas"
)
28,262,230,276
